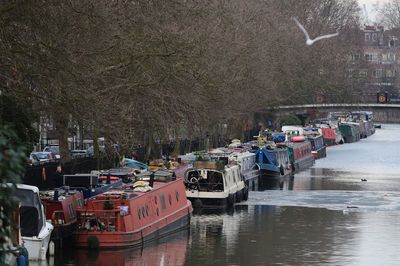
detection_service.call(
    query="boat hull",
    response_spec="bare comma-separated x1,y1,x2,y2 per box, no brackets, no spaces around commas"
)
186,191,237,209
23,222,53,260
75,205,191,248
292,155,315,173
312,146,327,160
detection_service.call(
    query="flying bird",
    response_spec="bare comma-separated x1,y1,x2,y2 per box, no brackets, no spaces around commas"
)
292,17,339,46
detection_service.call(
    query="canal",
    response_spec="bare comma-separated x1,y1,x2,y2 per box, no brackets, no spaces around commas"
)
56,124,400,266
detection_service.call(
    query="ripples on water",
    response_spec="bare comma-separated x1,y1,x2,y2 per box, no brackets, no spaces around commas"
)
60,125,400,265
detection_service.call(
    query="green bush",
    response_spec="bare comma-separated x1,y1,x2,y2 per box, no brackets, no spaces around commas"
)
280,115,302,127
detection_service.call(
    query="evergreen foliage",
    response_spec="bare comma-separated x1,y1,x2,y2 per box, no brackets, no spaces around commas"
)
0,126,27,259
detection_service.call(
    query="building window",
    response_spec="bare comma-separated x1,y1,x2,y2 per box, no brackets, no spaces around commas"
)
359,70,367,77
352,54,360,61
372,33,377,41
365,33,371,41
347,69,354,77
365,54,373,61
386,69,394,77
373,69,382,78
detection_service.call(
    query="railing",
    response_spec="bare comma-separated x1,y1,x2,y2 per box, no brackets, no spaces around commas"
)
77,209,122,232
51,210,66,225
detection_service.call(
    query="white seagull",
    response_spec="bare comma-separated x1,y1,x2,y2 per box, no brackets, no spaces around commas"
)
292,17,339,46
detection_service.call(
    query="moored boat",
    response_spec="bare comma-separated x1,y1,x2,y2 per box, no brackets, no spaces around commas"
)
184,160,248,209
40,188,84,242
351,111,375,137
339,122,361,143
253,144,293,180
14,184,54,261
74,176,192,248
284,140,314,173
305,133,326,160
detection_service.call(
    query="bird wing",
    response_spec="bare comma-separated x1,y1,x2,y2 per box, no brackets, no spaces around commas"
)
292,17,310,40
312,32,339,43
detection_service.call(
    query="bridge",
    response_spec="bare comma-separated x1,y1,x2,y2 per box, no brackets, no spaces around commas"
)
267,103,400,123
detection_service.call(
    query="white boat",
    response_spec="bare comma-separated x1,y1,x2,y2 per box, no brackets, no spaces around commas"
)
184,160,248,209
15,184,53,261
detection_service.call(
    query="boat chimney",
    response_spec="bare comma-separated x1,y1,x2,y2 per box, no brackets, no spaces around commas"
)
106,173,111,184
53,189,59,201
149,172,155,187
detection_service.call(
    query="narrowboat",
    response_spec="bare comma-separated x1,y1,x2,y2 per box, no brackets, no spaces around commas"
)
339,122,361,143
320,126,345,146
306,134,326,160
74,176,192,248
40,188,84,242
253,145,293,180
184,160,248,209
14,184,54,261
351,111,375,137
209,147,260,191
312,120,344,146
284,138,315,173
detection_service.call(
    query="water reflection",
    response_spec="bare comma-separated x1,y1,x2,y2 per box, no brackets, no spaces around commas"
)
56,229,189,266
186,205,400,266
258,176,294,191
185,205,361,266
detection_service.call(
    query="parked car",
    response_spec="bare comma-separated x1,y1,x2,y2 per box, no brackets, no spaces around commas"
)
85,145,106,157
43,146,60,159
28,152,54,164
70,149,88,158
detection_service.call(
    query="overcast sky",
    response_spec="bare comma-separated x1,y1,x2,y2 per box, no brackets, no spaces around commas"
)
358,0,389,23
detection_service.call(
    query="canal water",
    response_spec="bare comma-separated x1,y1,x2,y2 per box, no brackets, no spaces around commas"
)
54,124,400,266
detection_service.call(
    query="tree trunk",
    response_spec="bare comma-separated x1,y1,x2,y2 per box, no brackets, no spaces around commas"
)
54,115,70,162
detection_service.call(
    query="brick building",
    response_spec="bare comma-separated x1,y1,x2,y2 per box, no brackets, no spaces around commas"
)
352,25,400,103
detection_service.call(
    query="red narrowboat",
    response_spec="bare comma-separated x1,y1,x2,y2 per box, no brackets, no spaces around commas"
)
40,189,84,241
74,177,192,248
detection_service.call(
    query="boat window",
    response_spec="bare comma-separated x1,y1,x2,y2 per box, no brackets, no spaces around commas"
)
145,205,149,216
154,196,157,205
176,191,179,202
15,189,44,234
77,198,83,208
68,203,76,219
168,194,172,205
156,208,159,216
20,206,39,237
160,194,166,210
141,207,146,217
138,208,141,220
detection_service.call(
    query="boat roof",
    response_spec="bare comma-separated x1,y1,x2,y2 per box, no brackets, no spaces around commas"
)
93,179,176,200
15,183,39,193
